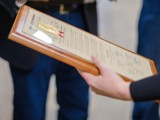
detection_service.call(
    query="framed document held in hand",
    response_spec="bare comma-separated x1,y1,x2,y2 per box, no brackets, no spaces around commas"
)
9,5,157,81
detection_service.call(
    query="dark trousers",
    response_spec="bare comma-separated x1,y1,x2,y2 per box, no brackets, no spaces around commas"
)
133,0,160,119
11,9,89,120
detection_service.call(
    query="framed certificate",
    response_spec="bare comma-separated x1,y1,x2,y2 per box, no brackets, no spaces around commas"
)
9,5,157,81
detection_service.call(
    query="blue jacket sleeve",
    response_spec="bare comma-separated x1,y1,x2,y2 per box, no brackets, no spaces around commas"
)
130,73,160,101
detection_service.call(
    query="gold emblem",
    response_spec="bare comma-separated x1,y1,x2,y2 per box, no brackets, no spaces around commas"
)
38,22,64,38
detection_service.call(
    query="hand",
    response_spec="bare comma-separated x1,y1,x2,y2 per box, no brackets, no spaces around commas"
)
77,55,132,100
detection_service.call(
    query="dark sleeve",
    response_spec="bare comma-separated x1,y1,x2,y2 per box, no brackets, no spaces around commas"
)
0,0,16,17
130,73,160,101
0,0,16,38
0,0,39,70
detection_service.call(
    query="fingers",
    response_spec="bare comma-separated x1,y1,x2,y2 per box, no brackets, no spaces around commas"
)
77,69,95,85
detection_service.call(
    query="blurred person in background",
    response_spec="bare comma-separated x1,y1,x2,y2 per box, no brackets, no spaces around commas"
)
0,0,40,119
133,0,160,119
11,0,98,120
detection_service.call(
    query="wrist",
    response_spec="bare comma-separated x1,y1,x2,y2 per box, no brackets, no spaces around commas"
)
118,82,132,100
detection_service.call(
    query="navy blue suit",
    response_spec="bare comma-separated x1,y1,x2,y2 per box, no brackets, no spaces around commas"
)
133,0,160,119
10,2,98,120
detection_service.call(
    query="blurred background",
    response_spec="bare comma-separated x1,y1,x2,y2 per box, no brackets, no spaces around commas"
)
0,0,142,120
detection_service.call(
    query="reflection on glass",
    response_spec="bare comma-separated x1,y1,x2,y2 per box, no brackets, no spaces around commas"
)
33,30,53,44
